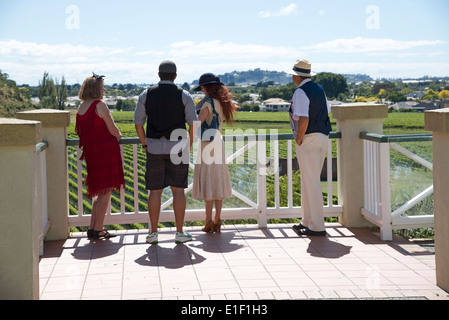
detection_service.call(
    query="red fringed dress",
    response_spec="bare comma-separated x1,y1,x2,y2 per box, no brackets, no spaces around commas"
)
76,100,125,198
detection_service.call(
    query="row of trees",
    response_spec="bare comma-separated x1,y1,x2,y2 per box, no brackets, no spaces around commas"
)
256,73,349,102
115,99,136,111
38,72,68,110
348,78,449,103
230,73,449,105
20,71,449,112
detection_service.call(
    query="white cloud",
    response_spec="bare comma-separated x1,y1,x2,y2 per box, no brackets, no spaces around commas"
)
0,60,157,85
0,39,303,85
259,3,298,18
2,38,448,85
0,40,132,63
168,40,302,62
302,37,446,53
134,49,165,57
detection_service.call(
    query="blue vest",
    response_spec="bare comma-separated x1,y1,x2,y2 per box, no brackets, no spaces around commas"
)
290,81,331,136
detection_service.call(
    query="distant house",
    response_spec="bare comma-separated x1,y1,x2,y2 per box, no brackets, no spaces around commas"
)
261,98,290,112
413,102,438,112
66,96,81,108
390,101,418,111
436,99,449,109
103,97,117,109
407,92,425,100
328,100,343,107
409,100,449,112
30,97,40,106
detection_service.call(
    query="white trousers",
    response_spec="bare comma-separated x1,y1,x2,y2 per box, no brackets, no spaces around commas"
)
295,133,328,232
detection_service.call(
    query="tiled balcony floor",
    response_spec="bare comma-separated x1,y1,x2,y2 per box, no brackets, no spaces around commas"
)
39,223,449,300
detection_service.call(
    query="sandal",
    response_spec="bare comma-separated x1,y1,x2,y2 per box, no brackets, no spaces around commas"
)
87,229,94,239
92,229,116,239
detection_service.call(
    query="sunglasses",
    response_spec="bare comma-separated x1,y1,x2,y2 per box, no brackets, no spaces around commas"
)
92,72,105,80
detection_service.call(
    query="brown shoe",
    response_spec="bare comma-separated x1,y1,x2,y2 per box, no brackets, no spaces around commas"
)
202,220,214,233
213,220,222,233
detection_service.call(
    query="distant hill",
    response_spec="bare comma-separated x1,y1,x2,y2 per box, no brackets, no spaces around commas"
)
192,68,292,86
0,71,35,117
341,74,374,83
220,69,292,86
191,69,374,86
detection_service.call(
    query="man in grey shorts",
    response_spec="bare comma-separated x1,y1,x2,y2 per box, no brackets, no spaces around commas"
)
134,60,198,244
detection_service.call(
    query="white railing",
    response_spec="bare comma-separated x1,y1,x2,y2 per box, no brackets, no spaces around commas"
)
360,132,434,241
36,141,49,255
66,132,342,228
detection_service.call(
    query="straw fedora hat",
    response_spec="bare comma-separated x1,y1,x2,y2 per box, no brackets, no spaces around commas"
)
287,59,316,77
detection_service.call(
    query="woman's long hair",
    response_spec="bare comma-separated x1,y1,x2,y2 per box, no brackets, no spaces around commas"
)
203,83,238,125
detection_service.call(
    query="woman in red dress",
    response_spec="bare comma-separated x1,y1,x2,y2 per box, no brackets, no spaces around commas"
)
76,73,125,239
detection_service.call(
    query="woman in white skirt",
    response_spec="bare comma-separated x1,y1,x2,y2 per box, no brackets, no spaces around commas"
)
192,73,238,232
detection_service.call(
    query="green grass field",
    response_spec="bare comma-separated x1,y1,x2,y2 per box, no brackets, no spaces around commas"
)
68,110,429,137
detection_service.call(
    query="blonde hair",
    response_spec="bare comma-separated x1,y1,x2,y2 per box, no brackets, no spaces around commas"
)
78,77,104,100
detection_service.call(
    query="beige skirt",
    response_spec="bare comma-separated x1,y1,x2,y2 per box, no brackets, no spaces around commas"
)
192,139,232,201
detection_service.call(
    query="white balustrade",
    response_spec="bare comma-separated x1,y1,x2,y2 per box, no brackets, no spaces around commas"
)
360,133,434,241
67,133,342,228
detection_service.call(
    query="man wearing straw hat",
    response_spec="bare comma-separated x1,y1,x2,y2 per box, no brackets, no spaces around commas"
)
287,59,332,236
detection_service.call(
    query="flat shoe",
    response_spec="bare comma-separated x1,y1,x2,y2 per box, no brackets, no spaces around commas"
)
296,227,326,236
292,223,306,230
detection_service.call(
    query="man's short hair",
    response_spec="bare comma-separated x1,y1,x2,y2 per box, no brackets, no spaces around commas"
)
159,72,177,81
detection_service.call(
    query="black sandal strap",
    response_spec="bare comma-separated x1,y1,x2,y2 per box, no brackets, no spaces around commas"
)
100,229,116,238
92,229,116,239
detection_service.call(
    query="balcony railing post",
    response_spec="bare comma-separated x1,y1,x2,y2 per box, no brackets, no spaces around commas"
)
0,118,42,300
378,141,392,241
332,103,388,228
17,109,71,240
257,135,268,228
425,108,449,293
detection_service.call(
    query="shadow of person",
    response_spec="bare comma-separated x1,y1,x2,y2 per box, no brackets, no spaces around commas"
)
71,234,123,260
135,243,206,269
189,230,244,254
306,236,352,259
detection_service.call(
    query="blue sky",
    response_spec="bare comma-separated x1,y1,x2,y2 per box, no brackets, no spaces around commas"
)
1,0,448,85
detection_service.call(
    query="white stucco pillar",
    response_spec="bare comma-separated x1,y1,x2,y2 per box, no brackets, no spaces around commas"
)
425,108,449,293
0,118,42,300
17,109,71,240
332,103,388,227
